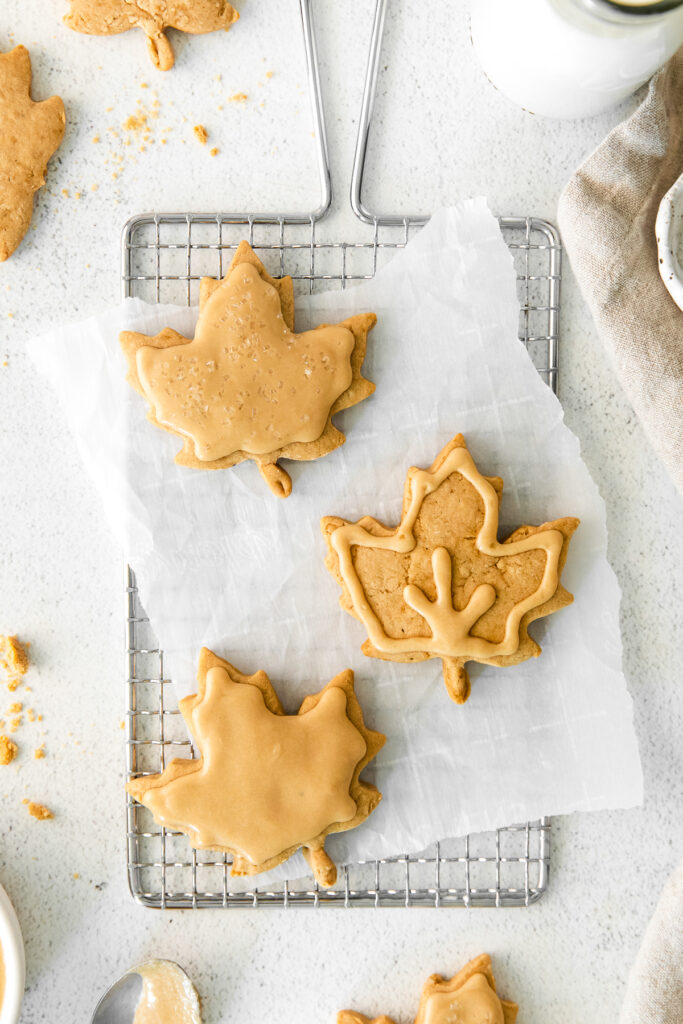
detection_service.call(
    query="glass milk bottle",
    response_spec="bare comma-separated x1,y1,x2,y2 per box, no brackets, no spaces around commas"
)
470,0,683,118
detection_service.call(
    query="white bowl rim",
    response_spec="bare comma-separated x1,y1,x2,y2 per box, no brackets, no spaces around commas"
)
655,171,683,311
0,884,25,1024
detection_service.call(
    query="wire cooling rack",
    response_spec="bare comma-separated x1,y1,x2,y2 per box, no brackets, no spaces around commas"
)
122,216,557,909
121,0,558,909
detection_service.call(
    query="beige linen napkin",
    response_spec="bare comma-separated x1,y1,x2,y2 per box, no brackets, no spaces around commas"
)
620,859,683,1024
558,49,683,496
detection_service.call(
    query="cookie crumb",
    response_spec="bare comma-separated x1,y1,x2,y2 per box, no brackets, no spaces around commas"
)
1,636,29,678
0,736,18,765
34,745,45,759
7,703,21,714
210,147,219,157
73,872,79,879
266,71,274,79
193,124,208,145
228,92,248,103
92,135,100,143
26,801,53,820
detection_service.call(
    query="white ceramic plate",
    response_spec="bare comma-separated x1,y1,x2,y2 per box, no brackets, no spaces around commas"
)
656,172,683,311
0,884,24,1024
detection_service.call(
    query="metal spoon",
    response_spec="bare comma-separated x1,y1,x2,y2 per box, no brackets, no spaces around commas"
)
91,959,199,1024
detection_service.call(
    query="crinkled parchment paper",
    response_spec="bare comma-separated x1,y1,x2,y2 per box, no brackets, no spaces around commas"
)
28,200,642,876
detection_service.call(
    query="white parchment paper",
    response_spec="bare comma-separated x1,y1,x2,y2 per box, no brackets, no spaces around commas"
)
28,200,643,874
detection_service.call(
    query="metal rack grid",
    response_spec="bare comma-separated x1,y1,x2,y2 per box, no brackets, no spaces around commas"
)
122,214,557,909
121,0,559,909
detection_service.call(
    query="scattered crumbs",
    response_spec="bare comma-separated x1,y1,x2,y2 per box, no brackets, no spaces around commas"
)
61,188,69,197
140,81,149,88
92,135,100,143
34,745,45,760
0,736,18,766
74,192,82,200
266,70,274,79
193,124,208,145
119,720,125,730
73,873,80,880
2,361,7,368
8,703,22,714
37,714,43,722
161,138,167,145
214,73,221,82
217,104,223,111
9,718,21,733
139,145,146,152
210,147,219,157
7,313,13,319
105,105,113,112
123,113,148,133
27,709,35,722
228,92,248,103
26,801,53,820
91,184,99,192
112,172,119,180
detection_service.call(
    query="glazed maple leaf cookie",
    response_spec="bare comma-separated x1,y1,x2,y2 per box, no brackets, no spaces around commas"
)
127,648,385,887
322,434,579,704
64,0,239,71
339,954,518,1024
0,47,65,262
120,241,377,497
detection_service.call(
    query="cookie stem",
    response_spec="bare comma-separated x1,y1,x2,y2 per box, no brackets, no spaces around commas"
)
146,29,174,71
305,844,338,888
442,658,471,704
259,461,293,498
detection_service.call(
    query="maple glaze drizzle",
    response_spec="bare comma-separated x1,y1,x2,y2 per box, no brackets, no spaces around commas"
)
135,262,356,461
140,668,367,866
420,974,505,1024
330,445,563,660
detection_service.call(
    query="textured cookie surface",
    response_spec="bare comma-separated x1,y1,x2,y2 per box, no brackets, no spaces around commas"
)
0,46,65,262
64,0,239,70
126,648,385,887
338,953,518,1024
322,434,579,703
120,241,376,496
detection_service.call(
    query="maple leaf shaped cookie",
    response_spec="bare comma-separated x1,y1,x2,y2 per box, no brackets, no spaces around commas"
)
64,0,239,71
127,648,385,887
339,954,518,1024
322,434,579,704
0,46,65,262
120,241,377,497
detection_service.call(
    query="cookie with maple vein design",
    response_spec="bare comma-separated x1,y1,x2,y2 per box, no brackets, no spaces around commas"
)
120,241,377,497
0,46,65,262
339,953,518,1024
127,648,385,887
64,0,239,71
322,434,579,704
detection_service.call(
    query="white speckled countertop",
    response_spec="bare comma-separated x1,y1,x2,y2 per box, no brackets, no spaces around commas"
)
1,3,681,1022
